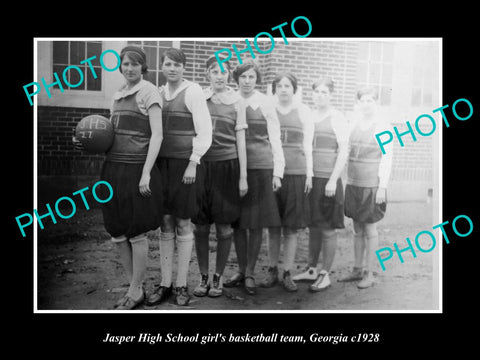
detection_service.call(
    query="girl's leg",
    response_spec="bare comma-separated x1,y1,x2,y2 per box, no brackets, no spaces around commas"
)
113,235,132,283
224,228,247,287
246,228,263,278
338,221,364,282
260,227,281,287
112,235,131,308
293,226,320,281
320,227,337,272
114,234,147,309
146,216,175,306
281,227,298,292
214,224,234,276
358,222,378,289
127,234,148,300
175,217,194,305
193,224,210,275
193,224,210,297
310,226,336,291
159,215,175,288
245,228,263,294
309,226,323,268
175,218,194,288
208,224,234,297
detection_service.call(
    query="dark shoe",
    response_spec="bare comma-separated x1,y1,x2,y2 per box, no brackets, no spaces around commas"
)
146,285,173,306
174,286,191,306
338,267,363,282
193,273,209,297
116,290,145,310
208,273,223,297
223,272,245,288
260,266,279,288
244,276,257,295
282,270,298,292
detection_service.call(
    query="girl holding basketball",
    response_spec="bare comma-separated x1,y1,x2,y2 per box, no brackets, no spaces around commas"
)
223,59,285,296
90,46,164,310
339,87,392,289
146,48,212,306
191,55,248,298
292,77,349,292
260,72,313,292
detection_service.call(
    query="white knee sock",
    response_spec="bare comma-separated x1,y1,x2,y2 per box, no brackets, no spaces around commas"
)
176,232,194,288
159,231,175,287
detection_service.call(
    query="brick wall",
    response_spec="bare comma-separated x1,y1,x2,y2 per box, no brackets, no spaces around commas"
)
180,40,359,111
37,106,109,176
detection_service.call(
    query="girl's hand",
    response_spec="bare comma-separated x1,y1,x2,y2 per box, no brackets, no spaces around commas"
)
72,135,84,151
272,176,282,192
239,177,248,197
182,161,197,184
304,176,312,194
325,178,337,197
139,172,151,197
376,187,387,204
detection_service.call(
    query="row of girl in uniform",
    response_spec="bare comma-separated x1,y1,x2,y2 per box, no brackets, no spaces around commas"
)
89,45,392,310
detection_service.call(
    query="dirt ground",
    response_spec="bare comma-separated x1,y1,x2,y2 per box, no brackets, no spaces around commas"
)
37,201,438,311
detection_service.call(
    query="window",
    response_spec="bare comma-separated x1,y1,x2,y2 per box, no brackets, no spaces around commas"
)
127,41,174,86
356,41,394,105
52,41,103,91
411,43,438,107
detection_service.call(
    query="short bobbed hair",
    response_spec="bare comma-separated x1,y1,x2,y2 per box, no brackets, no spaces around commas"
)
119,46,148,74
272,72,298,94
312,77,335,93
161,47,187,67
232,59,262,84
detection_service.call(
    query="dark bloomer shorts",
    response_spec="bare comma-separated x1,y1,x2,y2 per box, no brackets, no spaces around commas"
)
156,157,205,220
309,177,345,229
233,168,281,230
100,161,164,238
275,174,311,229
344,184,386,224
192,158,241,226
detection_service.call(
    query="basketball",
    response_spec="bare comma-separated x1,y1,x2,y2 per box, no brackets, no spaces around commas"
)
75,115,114,154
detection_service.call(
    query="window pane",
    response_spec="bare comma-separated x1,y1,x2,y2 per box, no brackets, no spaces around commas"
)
144,41,157,46
380,86,392,106
383,42,394,62
356,61,367,83
382,63,393,84
53,65,67,89
357,42,369,60
369,42,382,61
423,89,433,106
70,41,85,65
158,41,173,48
87,42,102,66
144,46,157,70
143,71,157,86
158,72,167,86
411,88,421,107
53,41,68,64
68,66,85,90
128,40,141,45
412,66,422,87
368,62,381,84
87,67,102,90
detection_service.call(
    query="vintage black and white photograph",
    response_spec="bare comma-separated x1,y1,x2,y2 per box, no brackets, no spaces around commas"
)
32,37,441,312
